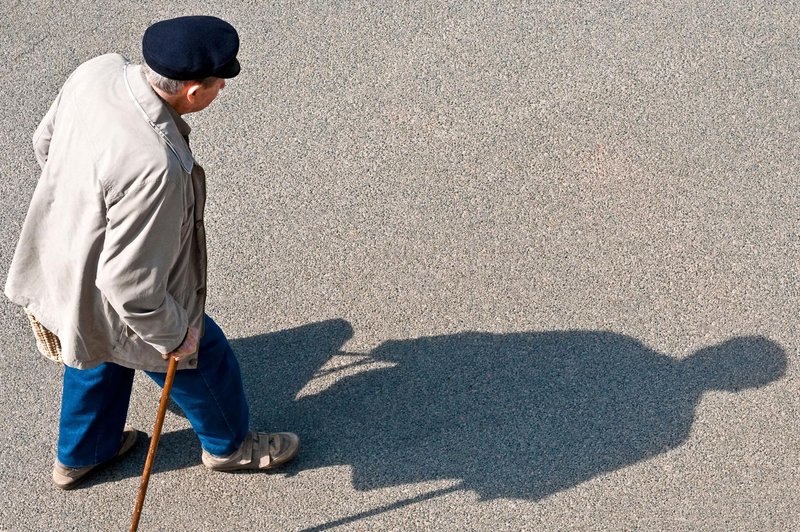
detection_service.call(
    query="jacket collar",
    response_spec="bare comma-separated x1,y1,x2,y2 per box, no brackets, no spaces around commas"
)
123,63,194,173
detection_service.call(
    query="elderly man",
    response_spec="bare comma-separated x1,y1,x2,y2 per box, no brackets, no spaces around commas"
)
5,16,298,489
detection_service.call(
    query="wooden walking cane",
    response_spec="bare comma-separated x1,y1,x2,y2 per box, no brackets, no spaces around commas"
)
130,355,179,532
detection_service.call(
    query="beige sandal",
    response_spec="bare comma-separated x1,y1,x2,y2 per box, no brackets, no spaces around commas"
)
53,427,139,489
201,431,300,471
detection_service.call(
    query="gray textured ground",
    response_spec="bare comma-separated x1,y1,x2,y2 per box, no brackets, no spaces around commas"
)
1,1,798,530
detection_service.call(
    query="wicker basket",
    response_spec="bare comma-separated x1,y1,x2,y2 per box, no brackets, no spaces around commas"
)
25,310,63,364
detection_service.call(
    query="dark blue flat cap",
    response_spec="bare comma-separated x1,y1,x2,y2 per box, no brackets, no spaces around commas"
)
143,16,240,80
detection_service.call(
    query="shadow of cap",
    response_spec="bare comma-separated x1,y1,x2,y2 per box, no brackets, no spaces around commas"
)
684,336,788,392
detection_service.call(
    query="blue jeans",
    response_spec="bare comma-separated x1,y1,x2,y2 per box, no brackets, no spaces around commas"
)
57,315,249,468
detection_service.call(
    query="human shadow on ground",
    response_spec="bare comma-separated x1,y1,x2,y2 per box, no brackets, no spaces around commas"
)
81,320,787,504
232,325,786,504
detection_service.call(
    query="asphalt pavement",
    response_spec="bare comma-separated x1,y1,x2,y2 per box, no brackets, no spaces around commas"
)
1,1,798,530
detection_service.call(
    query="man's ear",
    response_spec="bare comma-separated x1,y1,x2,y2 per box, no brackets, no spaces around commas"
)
186,82,202,101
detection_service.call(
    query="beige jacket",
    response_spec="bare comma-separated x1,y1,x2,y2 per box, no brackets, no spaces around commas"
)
5,54,207,372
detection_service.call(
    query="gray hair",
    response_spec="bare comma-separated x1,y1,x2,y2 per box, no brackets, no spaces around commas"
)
142,64,191,95
142,63,216,95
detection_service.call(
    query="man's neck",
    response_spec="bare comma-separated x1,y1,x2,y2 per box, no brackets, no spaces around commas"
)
149,83,188,115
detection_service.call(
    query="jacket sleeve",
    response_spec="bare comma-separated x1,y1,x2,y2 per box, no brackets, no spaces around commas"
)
32,90,63,169
96,175,188,355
